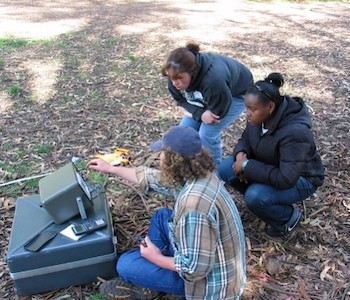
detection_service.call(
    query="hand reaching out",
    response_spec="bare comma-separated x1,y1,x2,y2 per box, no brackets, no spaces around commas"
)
87,158,113,174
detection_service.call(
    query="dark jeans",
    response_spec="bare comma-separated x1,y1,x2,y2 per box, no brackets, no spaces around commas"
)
217,156,317,227
116,208,185,297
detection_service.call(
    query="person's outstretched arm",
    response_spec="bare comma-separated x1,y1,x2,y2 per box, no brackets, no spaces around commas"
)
87,158,138,184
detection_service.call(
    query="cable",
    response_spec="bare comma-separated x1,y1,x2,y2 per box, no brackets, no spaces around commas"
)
0,157,81,188
0,173,52,188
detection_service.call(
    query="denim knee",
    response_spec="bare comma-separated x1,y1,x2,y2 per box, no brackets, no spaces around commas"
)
116,249,139,279
200,133,220,146
217,156,235,182
153,207,172,221
244,186,269,211
150,208,172,233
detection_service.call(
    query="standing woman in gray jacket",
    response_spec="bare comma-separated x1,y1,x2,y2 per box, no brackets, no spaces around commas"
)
162,42,253,165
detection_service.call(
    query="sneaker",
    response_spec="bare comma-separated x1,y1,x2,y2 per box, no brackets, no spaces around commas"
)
99,277,160,300
266,208,302,237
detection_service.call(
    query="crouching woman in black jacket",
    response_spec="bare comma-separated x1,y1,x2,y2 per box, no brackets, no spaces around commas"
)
217,72,324,237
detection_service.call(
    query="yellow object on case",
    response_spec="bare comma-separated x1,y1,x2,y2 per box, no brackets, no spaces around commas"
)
95,148,130,166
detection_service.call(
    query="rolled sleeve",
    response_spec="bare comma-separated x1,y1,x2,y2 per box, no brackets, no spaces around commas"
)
135,166,178,196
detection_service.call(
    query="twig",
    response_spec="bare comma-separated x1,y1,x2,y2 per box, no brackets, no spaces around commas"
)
114,216,150,223
303,200,307,220
326,172,350,185
263,283,299,297
341,286,349,300
115,223,131,240
298,279,312,300
112,177,150,212
250,247,270,252
308,206,329,218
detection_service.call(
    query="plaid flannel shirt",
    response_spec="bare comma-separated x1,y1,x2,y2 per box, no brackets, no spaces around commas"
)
136,166,246,300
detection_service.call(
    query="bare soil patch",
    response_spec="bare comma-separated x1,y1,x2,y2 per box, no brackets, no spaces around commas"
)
0,1,349,299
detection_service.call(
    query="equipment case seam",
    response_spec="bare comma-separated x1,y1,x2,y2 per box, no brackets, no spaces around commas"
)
10,252,116,280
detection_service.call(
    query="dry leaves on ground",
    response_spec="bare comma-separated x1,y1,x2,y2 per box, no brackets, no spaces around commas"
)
0,1,349,299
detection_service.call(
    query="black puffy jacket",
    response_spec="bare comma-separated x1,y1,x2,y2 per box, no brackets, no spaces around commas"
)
233,96,324,189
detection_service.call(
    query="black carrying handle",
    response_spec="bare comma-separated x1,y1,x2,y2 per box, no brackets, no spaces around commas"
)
24,230,57,252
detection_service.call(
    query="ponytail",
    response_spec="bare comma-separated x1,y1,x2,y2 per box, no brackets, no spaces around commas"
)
265,72,284,89
161,43,199,77
186,43,200,55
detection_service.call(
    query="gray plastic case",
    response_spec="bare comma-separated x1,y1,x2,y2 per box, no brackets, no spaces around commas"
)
6,188,117,296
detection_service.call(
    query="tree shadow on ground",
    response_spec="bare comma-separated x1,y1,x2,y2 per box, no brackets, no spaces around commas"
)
0,1,349,299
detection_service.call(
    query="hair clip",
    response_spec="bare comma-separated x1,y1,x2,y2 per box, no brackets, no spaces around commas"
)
254,84,274,101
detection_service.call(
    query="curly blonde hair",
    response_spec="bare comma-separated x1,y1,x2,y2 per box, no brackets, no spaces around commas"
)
160,147,216,186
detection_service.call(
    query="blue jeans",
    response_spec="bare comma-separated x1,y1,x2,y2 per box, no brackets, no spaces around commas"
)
180,95,245,166
117,208,185,297
217,156,317,228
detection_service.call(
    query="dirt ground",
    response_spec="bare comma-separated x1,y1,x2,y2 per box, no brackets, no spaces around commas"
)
0,0,349,299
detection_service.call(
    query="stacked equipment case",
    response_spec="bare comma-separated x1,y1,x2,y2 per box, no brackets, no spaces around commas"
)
6,163,118,296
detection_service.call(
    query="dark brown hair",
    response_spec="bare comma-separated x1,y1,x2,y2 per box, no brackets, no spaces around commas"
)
161,43,200,78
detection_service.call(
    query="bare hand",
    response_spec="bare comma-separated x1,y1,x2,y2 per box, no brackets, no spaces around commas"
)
238,173,248,184
87,158,112,174
140,236,162,262
201,110,220,124
233,152,247,176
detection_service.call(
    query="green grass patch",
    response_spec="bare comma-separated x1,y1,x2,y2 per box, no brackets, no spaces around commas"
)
0,160,39,197
112,66,123,74
24,178,40,191
0,179,39,198
32,144,53,155
0,57,4,68
3,159,34,178
0,36,58,50
0,37,28,49
89,90,104,101
8,85,21,96
2,142,13,152
128,55,137,62
66,55,79,67
57,40,71,48
15,149,26,159
73,159,107,186
104,37,120,45
87,170,107,185
59,74,70,82
89,294,108,300
1,184,22,198
0,161,16,174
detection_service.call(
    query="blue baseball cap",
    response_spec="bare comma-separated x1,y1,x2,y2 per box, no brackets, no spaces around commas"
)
149,126,202,157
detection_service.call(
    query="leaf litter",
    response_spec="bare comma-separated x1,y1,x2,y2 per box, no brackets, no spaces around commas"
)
0,1,349,299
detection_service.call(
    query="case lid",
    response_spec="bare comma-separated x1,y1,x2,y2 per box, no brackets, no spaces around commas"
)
39,163,93,224
7,195,54,255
